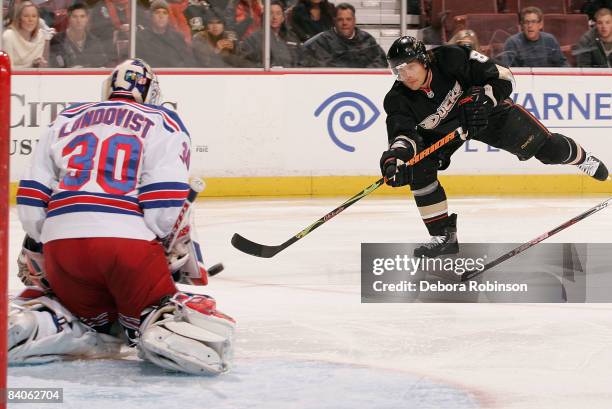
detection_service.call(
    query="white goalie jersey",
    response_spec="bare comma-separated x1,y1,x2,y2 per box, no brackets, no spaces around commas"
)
16,100,192,243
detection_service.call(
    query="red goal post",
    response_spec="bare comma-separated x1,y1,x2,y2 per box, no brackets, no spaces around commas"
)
0,51,10,409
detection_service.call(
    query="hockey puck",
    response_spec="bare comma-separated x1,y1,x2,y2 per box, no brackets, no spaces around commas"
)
208,263,224,276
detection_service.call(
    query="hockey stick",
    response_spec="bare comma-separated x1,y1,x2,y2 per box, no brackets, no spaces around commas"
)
460,197,611,281
231,129,461,258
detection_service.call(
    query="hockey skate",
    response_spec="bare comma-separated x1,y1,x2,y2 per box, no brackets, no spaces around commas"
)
414,213,459,258
576,153,609,181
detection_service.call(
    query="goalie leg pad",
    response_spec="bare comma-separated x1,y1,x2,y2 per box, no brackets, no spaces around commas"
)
8,296,123,364
138,293,235,375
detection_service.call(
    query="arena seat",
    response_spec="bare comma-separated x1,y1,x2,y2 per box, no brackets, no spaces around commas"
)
453,13,519,57
518,0,566,14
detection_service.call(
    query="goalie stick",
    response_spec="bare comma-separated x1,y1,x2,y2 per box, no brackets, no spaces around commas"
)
163,178,206,252
460,197,611,281
164,178,225,281
231,129,461,258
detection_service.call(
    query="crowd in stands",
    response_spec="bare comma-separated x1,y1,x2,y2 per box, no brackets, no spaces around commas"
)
1,0,611,68
425,0,612,68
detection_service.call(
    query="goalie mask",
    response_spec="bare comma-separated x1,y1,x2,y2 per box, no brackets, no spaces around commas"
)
102,59,162,105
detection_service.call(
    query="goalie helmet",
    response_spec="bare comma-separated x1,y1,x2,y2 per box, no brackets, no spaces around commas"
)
101,58,162,105
386,36,430,77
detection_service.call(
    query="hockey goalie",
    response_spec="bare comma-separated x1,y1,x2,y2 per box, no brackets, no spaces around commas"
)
10,58,235,375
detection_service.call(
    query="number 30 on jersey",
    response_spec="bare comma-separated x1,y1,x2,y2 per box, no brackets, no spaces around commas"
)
60,132,142,195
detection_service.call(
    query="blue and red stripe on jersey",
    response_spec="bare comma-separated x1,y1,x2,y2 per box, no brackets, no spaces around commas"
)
46,191,143,218
16,180,52,208
138,182,190,209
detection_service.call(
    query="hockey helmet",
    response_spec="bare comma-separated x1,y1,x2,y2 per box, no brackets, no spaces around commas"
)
386,36,430,77
101,58,162,105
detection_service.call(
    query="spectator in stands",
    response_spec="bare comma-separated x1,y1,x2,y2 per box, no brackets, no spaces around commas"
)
581,0,612,20
239,0,301,67
289,0,334,42
165,0,193,44
49,3,108,68
184,0,228,35
447,29,481,52
89,0,144,63
4,0,54,32
192,9,244,66
184,0,210,34
2,1,49,68
224,0,262,40
301,3,387,68
136,0,194,67
575,8,612,67
5,0,56,38
500,7,568,67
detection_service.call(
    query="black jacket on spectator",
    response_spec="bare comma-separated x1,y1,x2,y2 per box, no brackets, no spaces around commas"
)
289,1,334,42
575,27,612,67
301,28,387,68
240,27,301,67
136,27,195,67
50,31,109,68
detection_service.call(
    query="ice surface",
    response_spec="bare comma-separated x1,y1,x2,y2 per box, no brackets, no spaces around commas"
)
7,197,612,409
9,359,478,409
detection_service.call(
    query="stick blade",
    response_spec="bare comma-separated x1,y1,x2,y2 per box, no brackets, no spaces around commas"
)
231,233,282,258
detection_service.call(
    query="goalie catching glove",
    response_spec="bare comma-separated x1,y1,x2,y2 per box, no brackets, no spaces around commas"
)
458,86,494,140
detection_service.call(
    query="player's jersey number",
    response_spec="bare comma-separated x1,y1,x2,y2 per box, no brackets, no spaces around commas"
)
60,132,143,195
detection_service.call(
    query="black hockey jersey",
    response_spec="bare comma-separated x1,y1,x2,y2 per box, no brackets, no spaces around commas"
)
383,45,515,144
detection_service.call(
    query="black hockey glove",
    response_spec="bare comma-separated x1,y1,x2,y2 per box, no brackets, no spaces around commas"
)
379,135,417,187
459,86,493,140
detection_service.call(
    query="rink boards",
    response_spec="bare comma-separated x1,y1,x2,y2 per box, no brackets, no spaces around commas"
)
8,68,612,197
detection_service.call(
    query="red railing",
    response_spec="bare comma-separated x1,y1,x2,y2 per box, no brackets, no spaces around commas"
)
0,50,11,409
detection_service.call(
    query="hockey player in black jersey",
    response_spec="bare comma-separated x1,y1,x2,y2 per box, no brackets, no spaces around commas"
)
380,36,609,258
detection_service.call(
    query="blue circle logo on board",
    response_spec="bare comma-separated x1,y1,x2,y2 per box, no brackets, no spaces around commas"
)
314,92,380,152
